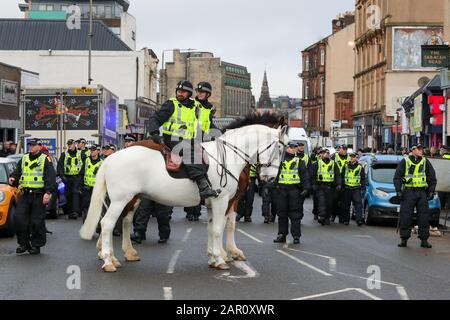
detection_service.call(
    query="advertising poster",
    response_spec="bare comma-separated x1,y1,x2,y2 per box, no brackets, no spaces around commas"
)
102,90,118,145
25,95,98,131
0,79,18,106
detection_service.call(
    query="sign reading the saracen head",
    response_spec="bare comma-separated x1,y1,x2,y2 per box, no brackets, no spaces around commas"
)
0,79,18,106
25,95,98,130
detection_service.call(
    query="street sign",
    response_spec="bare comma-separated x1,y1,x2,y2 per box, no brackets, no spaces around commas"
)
74,87,96,94
421,45,449,68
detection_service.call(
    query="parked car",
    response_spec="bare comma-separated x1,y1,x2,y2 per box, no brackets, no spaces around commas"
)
0,158,20,237
7,154,66,219
359,155,441,226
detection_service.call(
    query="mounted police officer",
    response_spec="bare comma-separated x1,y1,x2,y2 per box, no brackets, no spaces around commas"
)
342,153,366,226
312,149,342,226
394,144,437,248
81,144,102,222
57,139,86,219
332,145,350,223
147,80,220,200
273,142,310,244
9,139,56,255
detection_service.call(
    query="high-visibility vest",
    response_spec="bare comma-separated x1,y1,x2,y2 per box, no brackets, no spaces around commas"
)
443,154,450,159
195,99,213,134
344,164,362,187
162,98,197,140
298,153,309,166
279,157,301,185
405,157,428,188
311,155,318,165
64,150,83,175
335,155,350,173
84,157,102,187
20,153,47,189
317,159,335,183
249,164,258,178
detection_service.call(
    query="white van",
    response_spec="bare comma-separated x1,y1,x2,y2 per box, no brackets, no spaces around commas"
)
288,128,312,155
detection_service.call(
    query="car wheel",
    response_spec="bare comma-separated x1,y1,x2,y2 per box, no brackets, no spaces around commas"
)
364,203,373,225
0,203,16,238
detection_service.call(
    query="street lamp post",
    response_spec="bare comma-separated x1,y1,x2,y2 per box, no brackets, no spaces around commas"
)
88,0,93,85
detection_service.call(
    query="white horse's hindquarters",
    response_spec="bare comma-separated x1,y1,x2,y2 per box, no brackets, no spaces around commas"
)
104,147,202,207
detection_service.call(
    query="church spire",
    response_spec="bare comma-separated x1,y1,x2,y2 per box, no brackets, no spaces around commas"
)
258,70,273,109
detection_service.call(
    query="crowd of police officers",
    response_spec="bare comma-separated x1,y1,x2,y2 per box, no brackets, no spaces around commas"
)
6,79,442,255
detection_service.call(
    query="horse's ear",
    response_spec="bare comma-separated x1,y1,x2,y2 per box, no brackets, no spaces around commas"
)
278,116,287,128
279,125,289,138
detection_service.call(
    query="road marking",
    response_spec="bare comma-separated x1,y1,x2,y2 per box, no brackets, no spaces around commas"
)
334,271,401,286
396,286,409,300
293,288,382,300
354,235,373,239
237,229,263,243
182,228,192,242
229,261,259,279
163,287,173,300
166,250,182,274
286,248,337,272
276,250,332,277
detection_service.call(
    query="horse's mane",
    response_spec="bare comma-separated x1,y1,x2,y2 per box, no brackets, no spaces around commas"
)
225,112,284,130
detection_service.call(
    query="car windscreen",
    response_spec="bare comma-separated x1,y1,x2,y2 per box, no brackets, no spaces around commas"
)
0,165,8,184
371,163,398,184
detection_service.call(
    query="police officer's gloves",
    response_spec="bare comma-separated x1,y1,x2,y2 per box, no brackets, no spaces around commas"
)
150,133,162,144
300,190,309,197
427,192,435,201
396,191,403,201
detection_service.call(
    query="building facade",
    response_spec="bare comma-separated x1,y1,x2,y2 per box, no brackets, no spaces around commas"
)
18,0,136,50
354,0,443,150
0,63,22,142
160,50,252,118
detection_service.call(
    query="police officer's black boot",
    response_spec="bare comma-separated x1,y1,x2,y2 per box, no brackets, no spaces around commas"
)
130,231,145,244
16,244,30,254
264,216,270,224
273,234,286,243
293,238,300,245
28,247,40,255
420,240,432,248
196,177,221,200
398,239,408,247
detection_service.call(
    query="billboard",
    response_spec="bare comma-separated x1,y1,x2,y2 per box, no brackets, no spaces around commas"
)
25,95,98,131
393,27,443,70
0,79,18,106
102,90,118,145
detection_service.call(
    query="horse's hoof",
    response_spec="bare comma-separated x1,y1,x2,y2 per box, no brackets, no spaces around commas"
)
232,254,247,261
102,263,117,273
112,259,122,268
125,253,141,262
224,256,233,263
216,263,230,270
208,263,216,269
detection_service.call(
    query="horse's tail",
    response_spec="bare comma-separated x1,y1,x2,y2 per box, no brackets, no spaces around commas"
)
79,164,107,240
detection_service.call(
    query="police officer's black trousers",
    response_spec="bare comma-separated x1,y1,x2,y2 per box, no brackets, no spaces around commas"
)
276,186,304,238
184,206,201,218
133,198,172,240
245,178,257,217
167,139,207,182
438,192,449,210
261,182,277,218
399,189,430,240
14,192,46,248
317,185,335,220
65,175,82,214
342,188,363,223
333,189,345,221
312,191,319,216
81,186,93,223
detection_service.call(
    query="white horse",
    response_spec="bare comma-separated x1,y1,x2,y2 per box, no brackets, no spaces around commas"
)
80,121,288,272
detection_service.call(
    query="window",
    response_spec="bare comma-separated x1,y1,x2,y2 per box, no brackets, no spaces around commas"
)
39,4,47,11
105,5,112,18
132,31,136,41
320,48,325,65
97,4,104,17
305,83,309,99
46,4,54,11
61,5,68,12
305,56,310,71
320,77,325,96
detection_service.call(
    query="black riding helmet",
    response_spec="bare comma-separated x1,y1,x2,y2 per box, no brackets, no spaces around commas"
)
196,82,212,94
176,80,194,97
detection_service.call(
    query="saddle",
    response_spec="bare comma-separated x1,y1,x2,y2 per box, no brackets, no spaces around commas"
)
131,140,182,172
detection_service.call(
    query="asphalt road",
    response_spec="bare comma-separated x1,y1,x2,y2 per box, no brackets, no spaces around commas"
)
1,196,450,300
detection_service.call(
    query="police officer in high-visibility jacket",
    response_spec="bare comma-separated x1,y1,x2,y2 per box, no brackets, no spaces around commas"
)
309,147,320,220
9,139,56,255
57,139,86,220
296,142,310,168
394,144,437,248
237,164,258,223
342,153,366,226
147,81,220,200
81,144,102,222
312,148,342,226
332,145,350,223
273,142,310,244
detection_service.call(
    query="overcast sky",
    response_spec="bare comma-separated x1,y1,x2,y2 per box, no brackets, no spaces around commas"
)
2,0,354,99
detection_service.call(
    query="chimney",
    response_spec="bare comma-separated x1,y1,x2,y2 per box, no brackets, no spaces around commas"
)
332,11,355,34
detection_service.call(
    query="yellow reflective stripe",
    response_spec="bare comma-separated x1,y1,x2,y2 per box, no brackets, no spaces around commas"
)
20,153,46,188
279,158,301,185
405,158,428,187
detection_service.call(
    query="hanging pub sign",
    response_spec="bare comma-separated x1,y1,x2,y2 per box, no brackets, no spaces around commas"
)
421,35,449,68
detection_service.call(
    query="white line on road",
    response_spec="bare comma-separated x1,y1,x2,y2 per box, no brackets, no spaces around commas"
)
182,228,192,242
229,261,259,279
163,287,173,300
293,288,382,300
286,248,337,272
334,271,401,287
237,229,263,243
166,250,182,274
276,250,333,277
396,285,409,300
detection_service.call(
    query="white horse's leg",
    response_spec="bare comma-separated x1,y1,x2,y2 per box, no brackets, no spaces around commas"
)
211,199,229,270
207,206,216,268
123,201,141,262
100,201,127,272
226,211,247,261
220,215,232,263
96,232,102,259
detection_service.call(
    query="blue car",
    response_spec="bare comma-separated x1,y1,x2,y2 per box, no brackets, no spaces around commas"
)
358,155,441,226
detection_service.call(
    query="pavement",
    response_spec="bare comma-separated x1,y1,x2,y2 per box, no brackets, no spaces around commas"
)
1,196,450,300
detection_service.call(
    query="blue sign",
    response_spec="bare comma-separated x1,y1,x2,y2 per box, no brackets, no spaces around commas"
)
25,138,57,158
